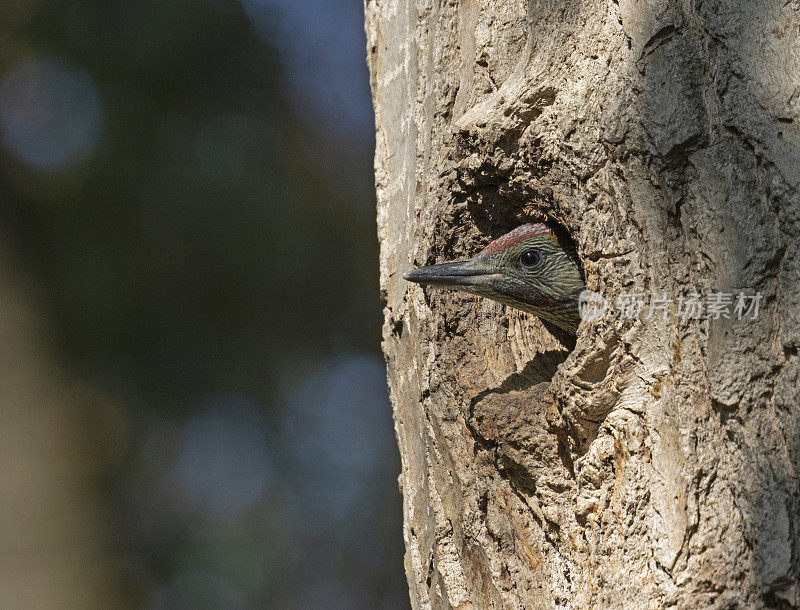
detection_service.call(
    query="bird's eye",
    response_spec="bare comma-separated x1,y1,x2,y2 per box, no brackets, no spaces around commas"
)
519,249,541,268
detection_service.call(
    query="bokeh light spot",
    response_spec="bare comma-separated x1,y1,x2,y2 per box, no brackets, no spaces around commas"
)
282,353,393,525
0,59,102,170
170,397,273,518
241,0,374,141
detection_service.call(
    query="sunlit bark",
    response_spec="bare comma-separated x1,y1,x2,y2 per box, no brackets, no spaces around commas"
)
367,0,800,606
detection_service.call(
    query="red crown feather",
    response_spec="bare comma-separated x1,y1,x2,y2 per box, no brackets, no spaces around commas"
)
483,223,556,255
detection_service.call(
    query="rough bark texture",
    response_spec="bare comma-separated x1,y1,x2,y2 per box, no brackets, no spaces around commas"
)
366,0,800,607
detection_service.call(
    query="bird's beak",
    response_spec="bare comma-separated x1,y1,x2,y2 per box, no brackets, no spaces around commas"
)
403,260,501,288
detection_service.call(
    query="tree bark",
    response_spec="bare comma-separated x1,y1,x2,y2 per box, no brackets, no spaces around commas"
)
366,0,800,607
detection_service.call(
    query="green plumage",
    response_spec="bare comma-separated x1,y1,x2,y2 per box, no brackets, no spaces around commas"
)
404,224,584,334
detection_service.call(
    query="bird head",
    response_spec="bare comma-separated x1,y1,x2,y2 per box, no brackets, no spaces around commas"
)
403,224,584,334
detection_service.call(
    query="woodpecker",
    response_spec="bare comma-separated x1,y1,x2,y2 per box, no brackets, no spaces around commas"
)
403,224,584,334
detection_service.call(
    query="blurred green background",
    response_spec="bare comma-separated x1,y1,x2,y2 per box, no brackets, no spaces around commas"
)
0,0,405,607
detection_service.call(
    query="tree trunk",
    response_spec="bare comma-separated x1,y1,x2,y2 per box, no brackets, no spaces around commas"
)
366,0,800,607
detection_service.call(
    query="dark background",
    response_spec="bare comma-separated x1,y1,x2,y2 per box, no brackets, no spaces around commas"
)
0,0,406,606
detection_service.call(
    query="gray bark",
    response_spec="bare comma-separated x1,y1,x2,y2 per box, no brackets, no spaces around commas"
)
366,0,800,608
